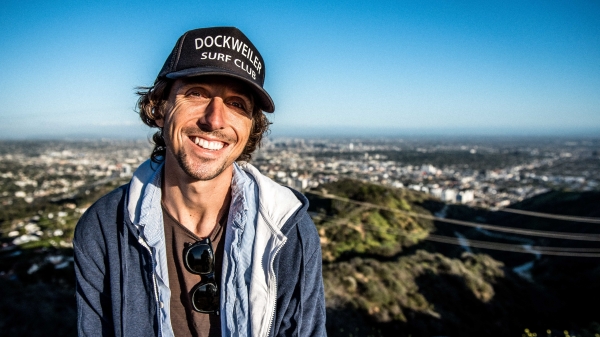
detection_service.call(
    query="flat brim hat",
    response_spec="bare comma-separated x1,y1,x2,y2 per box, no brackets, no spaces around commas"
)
157,27,275,112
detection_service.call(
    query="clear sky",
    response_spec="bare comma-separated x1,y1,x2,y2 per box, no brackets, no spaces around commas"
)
1,0,599,139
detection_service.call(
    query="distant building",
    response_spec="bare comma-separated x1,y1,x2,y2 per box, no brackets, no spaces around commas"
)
121,163,132,177
284,177,309,191
421,164,437,175
408,184,422,192
457,190,474,204
430,187,443,199
441,189,457,203
486,170,500,179
293,177,308,191
391,181,404,188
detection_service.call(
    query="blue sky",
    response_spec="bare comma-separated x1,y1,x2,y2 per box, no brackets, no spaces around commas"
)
1,0,599,139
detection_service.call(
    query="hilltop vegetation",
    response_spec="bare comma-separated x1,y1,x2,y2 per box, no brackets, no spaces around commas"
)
308,179,600,337
308,181,434,261
323,251,506,336
308,180,509,336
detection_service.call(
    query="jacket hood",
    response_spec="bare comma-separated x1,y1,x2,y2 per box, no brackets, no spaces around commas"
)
126,160,304,231
127,159,163,225
239,163,302,232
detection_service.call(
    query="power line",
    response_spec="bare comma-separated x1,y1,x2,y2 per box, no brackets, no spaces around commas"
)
308,191,600,242
315,216,600,258
425,234,600,258
499,207,600,224
421,214,600,242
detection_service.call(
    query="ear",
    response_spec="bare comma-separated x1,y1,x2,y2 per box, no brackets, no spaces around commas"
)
155,117,164,128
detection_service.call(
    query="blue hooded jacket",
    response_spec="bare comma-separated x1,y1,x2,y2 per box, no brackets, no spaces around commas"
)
74,161,326,336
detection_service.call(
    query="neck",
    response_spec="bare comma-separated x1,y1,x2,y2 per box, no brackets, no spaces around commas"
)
161,158,233,238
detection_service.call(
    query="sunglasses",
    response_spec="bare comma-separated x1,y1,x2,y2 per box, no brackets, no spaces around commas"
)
183,237,220,315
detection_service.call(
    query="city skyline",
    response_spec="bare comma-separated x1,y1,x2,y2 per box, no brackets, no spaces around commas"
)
1,0,599,139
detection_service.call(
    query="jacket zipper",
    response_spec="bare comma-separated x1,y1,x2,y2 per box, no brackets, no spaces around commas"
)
265,240,285,337
139,236,162,337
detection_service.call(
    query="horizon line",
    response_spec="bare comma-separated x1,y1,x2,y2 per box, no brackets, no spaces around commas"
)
2,124,600,141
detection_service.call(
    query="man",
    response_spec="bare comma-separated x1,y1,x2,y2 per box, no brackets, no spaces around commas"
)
74,27,326,337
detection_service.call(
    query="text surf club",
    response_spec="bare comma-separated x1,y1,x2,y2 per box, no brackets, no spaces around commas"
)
195,35,262,80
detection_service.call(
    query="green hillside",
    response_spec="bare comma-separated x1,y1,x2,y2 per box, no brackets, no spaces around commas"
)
307,179,600,337
307,181,434,261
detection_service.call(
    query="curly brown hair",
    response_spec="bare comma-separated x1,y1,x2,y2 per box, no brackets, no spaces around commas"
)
136,78,270,163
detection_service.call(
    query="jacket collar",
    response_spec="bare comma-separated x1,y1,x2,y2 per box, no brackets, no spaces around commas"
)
127,159,163,225
239,163,302,232
127,159,304,230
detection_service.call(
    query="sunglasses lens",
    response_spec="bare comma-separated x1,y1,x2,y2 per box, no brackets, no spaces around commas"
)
191,282,219,313
185,243,214,274
184,239,219,313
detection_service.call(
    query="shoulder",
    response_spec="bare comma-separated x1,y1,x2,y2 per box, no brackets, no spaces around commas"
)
240,163,299,204
281,193,324,265
239,163,303,228
270,190,326,336
238,162,320,256
74,184,128,247
282,190,322,261
77,184,128,225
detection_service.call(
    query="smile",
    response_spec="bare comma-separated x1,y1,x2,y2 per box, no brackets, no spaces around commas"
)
191,136,226,151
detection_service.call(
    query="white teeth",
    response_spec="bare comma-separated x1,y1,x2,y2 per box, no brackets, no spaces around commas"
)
192,137,224,150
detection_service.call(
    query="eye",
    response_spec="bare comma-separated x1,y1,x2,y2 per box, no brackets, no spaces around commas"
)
227,99,251,114
185,88,209,98
229,101,245,109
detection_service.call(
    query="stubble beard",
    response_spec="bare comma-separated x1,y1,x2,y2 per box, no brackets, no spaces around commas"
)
163,125,246,181
163,126,238,181
175,150,231,181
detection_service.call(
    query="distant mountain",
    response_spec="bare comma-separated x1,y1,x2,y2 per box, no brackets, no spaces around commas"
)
307,180,600,337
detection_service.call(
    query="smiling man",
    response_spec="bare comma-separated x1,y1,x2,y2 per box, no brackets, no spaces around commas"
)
73,27,326,337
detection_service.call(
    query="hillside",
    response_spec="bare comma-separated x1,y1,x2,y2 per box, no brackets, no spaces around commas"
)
1,177,599,336
307,180,600,337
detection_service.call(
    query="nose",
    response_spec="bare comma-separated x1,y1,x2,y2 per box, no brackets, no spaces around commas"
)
199,97,226,131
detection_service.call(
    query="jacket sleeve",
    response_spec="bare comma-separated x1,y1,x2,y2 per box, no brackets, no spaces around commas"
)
299,237,327,337
73,207,116,337
273,212,327,337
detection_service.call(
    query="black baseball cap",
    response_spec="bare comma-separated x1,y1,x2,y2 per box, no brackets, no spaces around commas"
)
157,27,275,112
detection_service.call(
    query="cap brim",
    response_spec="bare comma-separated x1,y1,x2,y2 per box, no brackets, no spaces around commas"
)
165,67,275,113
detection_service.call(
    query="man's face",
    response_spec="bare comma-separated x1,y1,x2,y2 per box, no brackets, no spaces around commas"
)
156,76,254,181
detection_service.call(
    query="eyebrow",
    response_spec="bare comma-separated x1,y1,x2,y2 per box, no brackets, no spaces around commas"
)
178,80,255,112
